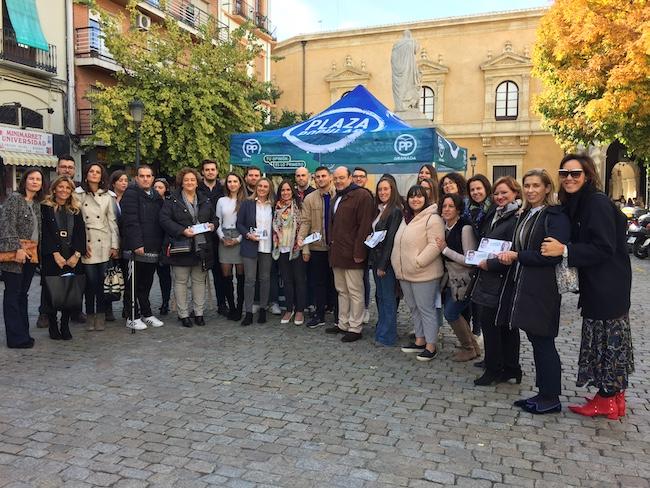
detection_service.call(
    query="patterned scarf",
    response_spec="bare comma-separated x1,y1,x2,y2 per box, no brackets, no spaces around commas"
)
272,200,301,260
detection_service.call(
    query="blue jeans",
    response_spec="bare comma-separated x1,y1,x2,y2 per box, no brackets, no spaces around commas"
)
3,263,36,347
84,261,108,314
373,266,397,345
443,287,471,322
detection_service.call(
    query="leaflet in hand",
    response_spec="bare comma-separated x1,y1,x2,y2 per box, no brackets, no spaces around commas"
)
364,230,387,249
464,250,493,266
190,223,212,234
250,227,269,240
302,232,321,246
478,237,511,253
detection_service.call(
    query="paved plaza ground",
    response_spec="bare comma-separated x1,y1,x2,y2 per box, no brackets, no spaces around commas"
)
0,258,649,488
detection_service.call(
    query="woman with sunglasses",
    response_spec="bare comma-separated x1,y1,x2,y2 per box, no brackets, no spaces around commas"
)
541,154,633,420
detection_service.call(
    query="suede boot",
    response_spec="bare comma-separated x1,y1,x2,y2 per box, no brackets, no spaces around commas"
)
95,313,106,331
86,313,96,331
449,317,478,362
48,315,61,340
224,275,237,320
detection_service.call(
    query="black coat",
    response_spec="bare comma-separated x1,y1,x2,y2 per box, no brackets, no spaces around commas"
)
368,206,403,273
120,184,164,253
159,191,218,267
470,203,519,311
566,188,631,319
41,204,86,276
496,205,571,336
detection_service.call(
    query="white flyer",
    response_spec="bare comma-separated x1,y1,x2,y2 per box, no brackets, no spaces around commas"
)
478,237,512,253
364,230,387,249
464,250,494,266
190,223,212,234
250,227,269,240
302,232,322,245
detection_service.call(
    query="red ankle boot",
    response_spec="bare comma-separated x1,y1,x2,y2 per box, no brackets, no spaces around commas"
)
569,393,619,420
616,391,626,417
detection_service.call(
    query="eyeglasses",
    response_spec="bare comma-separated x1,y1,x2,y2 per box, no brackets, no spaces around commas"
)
558,169,584,179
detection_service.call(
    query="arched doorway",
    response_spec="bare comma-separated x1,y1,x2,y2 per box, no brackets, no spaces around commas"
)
609,161,639,202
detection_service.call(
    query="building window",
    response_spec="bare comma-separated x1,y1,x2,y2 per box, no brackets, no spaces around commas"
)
0,105,19,126
21,108,43,129
495,81,518,120
493,165,517,181
420,86,434,121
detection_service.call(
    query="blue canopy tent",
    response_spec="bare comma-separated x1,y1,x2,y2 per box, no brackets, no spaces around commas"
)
230,85,467,174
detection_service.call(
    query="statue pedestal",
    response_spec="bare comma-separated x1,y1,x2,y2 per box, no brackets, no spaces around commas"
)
395,109,447,136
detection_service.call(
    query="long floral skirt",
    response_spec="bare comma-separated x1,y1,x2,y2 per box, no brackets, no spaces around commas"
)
577,314,634,392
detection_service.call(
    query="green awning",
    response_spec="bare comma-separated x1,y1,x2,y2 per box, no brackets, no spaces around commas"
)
5,0,49,51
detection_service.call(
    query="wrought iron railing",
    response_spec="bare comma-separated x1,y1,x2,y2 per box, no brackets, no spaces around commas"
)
0,28,57,74
77,108,94,137
232,0,276,38
142,0,229,40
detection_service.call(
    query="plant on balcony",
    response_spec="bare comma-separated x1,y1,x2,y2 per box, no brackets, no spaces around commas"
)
81,0,276,174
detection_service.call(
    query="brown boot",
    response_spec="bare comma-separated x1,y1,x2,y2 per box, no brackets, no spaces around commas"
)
86,313,96,331
95,313,105,331
449,317,478,362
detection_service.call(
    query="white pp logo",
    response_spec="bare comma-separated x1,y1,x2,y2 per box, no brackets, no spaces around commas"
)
242,139,261,157
394,134,417,156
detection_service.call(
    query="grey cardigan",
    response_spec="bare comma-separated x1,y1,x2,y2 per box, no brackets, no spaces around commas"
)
0,192,41,274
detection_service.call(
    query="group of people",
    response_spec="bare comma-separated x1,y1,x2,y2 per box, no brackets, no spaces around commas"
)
0,154,634,420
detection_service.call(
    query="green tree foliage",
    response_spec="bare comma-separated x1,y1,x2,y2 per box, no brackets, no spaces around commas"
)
262,109,312,131
84,1,273,174
533,0,650,161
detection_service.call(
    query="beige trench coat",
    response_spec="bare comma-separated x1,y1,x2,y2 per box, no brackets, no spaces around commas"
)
75,187,119,264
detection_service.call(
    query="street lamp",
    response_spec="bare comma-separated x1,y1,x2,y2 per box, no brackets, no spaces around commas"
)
469,153,477,176
128,99,145,169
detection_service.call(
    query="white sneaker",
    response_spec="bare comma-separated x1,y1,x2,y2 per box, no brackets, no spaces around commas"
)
363,308,370,324
269,303,282,315
126,318,147,330
142,315,164,327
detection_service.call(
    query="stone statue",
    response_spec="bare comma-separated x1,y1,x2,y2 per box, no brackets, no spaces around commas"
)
391,30,421,112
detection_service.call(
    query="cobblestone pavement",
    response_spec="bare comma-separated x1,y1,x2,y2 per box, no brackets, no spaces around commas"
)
0,258,649,488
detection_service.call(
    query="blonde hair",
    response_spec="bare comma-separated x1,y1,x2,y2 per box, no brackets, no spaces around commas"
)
521,168,558,211
44,176,81,215
250,177,276,205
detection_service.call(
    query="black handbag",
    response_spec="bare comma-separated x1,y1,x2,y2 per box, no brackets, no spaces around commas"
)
45,274,86,311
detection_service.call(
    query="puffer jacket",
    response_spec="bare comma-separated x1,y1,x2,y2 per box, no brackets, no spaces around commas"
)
391,204,445,282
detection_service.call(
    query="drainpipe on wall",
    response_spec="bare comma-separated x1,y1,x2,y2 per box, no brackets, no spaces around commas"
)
301,40,307,113
65,0,77,160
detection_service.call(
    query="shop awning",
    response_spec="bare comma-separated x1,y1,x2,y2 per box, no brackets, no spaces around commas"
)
0,150,58,167
4,0,50,51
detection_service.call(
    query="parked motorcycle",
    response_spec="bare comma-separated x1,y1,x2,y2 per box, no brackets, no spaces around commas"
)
627,212,650,259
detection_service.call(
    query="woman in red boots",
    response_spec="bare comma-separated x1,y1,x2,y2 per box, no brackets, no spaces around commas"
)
542,154,633,420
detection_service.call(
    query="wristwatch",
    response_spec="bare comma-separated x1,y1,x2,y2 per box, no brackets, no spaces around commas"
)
562,245,568,258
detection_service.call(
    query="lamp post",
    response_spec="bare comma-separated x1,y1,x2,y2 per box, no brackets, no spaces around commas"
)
469,153,477,177
128,99,145,169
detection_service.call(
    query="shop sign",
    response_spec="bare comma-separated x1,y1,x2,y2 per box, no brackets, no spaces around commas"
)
0,126,53,155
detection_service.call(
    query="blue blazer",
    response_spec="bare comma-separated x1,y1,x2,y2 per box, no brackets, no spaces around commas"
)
236,199,274,259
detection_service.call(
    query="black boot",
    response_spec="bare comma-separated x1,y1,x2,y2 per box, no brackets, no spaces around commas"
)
60,315,72,341
48,314,61,340
234,274,245,321
257,308,267,324
224,275,237,320
159,301,169,316
241,312,253,326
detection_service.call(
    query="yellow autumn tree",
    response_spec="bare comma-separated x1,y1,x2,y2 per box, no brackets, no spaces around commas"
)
533,0,650,160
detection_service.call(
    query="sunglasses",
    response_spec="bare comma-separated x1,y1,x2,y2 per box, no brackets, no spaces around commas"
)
558,169,584,179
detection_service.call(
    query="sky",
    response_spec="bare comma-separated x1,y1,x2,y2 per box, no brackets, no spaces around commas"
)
269,0,553,41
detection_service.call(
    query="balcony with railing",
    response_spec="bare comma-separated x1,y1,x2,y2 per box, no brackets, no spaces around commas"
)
74,27,120,72
0,28,57,75
77,108,94,137
141,0,229,41
232,0,276,39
